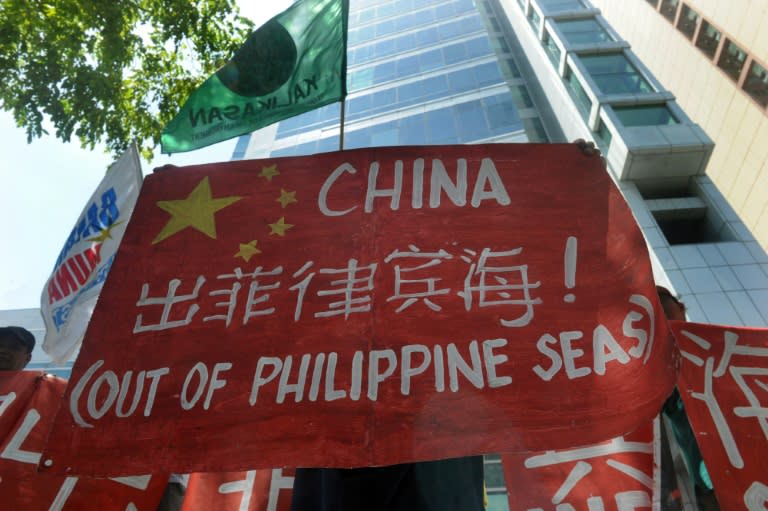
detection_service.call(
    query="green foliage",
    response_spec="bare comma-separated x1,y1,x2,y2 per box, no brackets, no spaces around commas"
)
0,0,253,159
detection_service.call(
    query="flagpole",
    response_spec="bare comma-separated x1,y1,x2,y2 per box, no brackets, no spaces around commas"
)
338,99,346,151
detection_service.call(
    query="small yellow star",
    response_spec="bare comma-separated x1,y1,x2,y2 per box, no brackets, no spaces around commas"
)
235,240,262,262
268,217,293,237
152,176,242,244
276,189,297,208
260,164,280,181
86,220,123,244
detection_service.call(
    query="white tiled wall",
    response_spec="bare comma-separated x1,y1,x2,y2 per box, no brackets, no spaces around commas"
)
621,181,768,327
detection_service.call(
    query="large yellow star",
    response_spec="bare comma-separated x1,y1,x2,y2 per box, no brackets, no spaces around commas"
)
268,217,293,237
152,177,242,244
276,189,297,208
235,240,262,262
260,164,280,181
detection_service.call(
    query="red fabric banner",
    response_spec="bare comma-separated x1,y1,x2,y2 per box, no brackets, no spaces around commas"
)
671,321,768,511
0,371,166,509
181,469,294,511
42,144,676,476
501,420,659,510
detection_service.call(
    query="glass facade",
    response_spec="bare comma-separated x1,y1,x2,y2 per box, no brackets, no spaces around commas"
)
580,53,654,94
614,104,678,126
268,0,531,159
555,18,613,45
564,65,592,121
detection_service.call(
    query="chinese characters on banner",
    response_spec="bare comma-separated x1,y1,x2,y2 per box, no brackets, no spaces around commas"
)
181,469,294,511
671,322,768,511
41,144,677,477
501,420,658,510
0,371,166,509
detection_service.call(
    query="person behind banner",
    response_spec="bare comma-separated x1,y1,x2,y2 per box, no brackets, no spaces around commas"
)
657,286,720,511
0,326,35,371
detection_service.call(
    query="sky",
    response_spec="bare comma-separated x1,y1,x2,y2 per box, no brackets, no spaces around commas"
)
0,1,292,310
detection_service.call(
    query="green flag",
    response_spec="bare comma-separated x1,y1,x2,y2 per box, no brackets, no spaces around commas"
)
161,0,349,153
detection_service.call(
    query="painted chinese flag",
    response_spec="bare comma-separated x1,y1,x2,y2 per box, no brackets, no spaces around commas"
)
0,371,167,509
672,322,768,511
42,144,676,477
502,420,658,510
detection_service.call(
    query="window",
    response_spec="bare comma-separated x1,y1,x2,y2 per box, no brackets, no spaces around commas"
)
538,0,583,11
564,66,592,121
695,20,721,59
427,107,459,143
522,117,548,142
542,32,561,66
484,95,521,134
556,19,613,45
594,119,612,152
509,84,534,108
614,104,678,126
676,5,699,40
454,102,488,142
743,60,768,107
645,0,659,7
717,40,748,82
639,185,737,245
659,0,679,23
580,54,654,94
527,8,541,31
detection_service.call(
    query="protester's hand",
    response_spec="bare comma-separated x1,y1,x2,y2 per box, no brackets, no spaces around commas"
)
573,138,599,157
154,164,179,173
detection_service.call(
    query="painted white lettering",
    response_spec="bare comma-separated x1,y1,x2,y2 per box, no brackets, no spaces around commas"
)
308,353,326,402
276,355,311,403
593,325,630,375
482,338,513,388
471,158,510,207
205,362,232,409
368,349,397,400
411,158,424,209
433,344,446,392
401,344,431,395
447,341,484,391
70,359,104,427
181,362,208,410
533,334,562,381
319,163,357,216
144,367,170,416
1,409,42,464
429,158,467,208
87,370,120,419
250,357,283,405
325,352,347,401
561,331,591,379
365,161,402,213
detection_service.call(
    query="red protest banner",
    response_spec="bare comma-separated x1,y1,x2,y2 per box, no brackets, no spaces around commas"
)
501,420,659,510
671,322,768,511
41,144,676,477
181,469,294,511
0,371,166,509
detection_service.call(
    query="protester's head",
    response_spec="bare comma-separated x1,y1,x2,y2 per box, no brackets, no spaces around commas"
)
0,326,35,371
656,286,686,321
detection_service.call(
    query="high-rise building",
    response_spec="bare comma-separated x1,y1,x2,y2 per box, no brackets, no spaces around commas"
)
236,0,768,508
587,0,768,253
